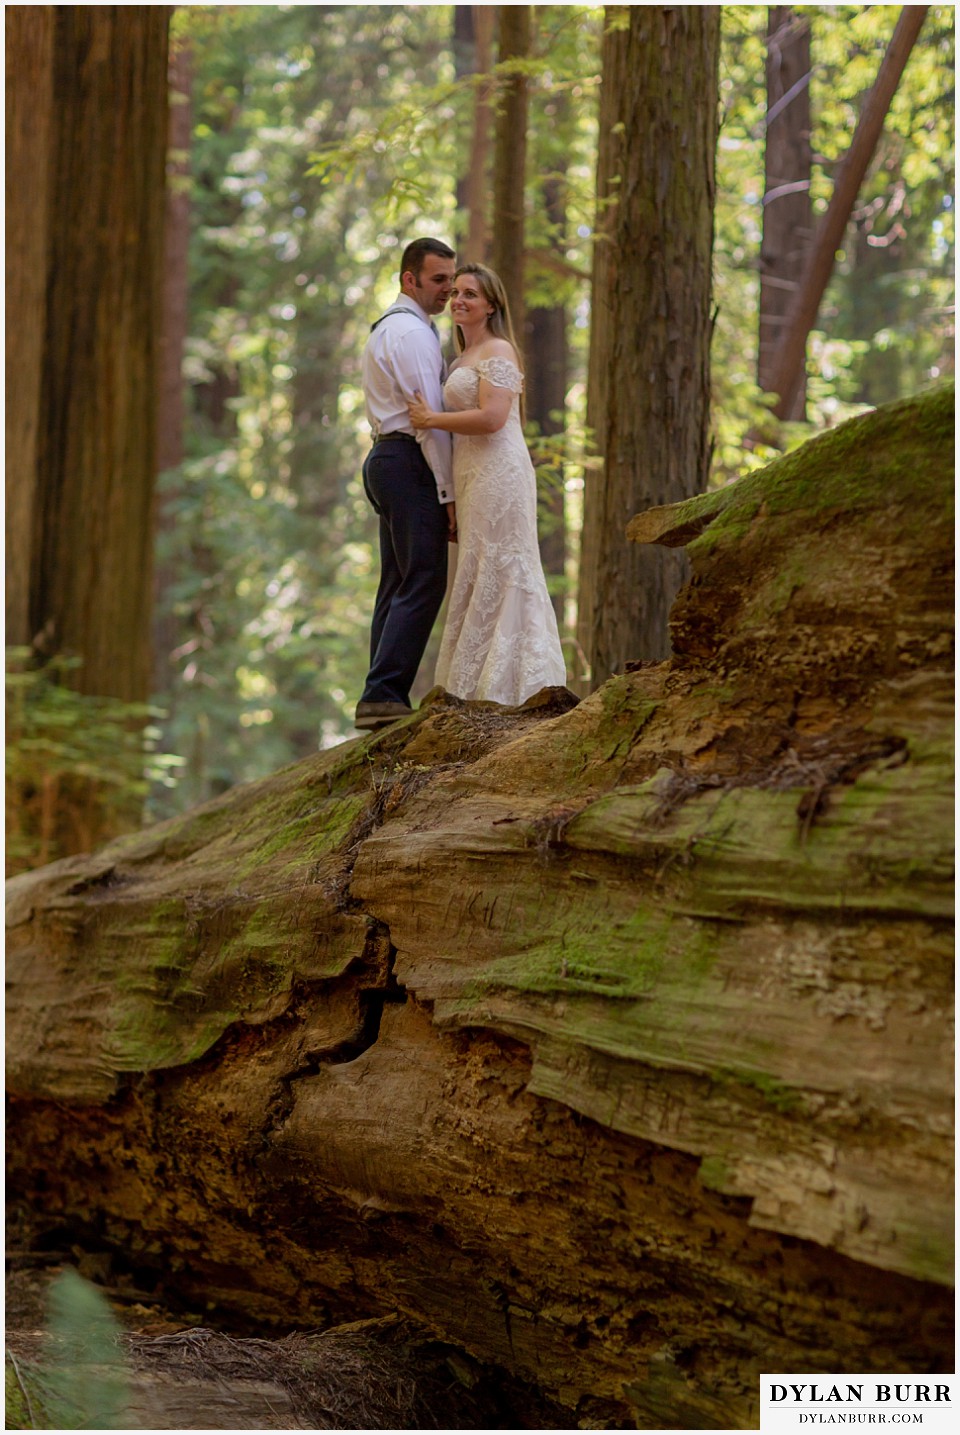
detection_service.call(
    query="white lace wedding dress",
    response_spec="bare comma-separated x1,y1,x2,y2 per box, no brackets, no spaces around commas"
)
435,356,567,705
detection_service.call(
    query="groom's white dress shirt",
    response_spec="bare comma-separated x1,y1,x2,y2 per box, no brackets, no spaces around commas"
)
361,294,453,504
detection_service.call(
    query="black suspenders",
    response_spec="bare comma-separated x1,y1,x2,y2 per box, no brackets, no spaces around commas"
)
370,305,411,332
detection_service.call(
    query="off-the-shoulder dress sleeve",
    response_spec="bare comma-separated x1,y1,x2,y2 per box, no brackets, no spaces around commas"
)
476,356,524,393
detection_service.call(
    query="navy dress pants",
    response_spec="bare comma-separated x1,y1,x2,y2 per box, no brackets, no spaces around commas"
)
360,437,449,707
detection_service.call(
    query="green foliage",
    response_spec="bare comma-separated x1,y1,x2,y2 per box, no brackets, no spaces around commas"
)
155,5,452,812
814,6,955,405
154,440,376,813
5,650,178,874
5,1270,130,1429
525,8,600,309
712,5,954,483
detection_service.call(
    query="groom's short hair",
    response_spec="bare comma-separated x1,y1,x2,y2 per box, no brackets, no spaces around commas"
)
400,237,455,282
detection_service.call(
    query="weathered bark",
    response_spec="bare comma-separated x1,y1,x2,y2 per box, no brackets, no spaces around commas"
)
490,4,530,334
577,6,719,688
153,36,193,696
6,388,954,1425
5,7,170,865
766,5,929,420
455,5,496,263
157,39,192,479
28,5,170,701
759,7,812,419
5,5,56,648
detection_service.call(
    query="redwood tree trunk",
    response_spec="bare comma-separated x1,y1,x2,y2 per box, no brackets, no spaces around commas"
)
5,6,56,648
490,4,530,334
759,6,812,419
28,5,171,702
577,5,719,688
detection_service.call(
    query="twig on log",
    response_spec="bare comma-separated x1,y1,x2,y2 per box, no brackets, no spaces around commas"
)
7,1349,38,1429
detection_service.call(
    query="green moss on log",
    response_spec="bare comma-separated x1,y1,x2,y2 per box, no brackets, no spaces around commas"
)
684,382,954,559
7,386,954,1306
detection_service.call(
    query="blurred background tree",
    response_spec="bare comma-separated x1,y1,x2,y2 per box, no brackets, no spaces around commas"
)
711,3,953,478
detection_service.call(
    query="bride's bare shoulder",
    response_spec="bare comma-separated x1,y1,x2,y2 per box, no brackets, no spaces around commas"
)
478,338,521,367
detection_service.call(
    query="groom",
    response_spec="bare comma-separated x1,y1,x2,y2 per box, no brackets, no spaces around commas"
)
355,237,457,731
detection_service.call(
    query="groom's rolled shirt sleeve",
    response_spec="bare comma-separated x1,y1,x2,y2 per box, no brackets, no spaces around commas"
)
392,328,454,504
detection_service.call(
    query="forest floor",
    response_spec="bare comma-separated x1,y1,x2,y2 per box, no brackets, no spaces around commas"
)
5,1203,575,1430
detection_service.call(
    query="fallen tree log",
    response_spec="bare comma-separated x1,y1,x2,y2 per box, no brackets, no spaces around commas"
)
6,385,954,1428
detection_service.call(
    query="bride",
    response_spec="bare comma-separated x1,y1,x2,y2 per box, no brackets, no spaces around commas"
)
407,262,567,707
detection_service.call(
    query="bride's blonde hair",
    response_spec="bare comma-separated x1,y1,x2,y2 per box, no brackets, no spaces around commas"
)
452,263,524,368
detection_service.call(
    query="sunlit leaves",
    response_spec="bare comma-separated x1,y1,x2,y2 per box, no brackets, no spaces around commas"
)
711,3,954,481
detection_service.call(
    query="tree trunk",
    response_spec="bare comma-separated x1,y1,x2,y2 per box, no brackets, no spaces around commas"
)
577,5,719,690
7,387,954,1428
527,299,567,625
526,169,569,626
153,35,192,696
157,39,191,480
453,3,474,223
766,5,929,420
490,4,530,334
25,5,170,701
5,6,56,648
759,6,812,419
455,6,495,264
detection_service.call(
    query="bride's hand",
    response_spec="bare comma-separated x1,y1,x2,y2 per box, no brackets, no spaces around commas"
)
407,390,434,429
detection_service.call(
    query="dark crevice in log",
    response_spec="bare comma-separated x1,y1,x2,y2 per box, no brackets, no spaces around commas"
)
106,921,400,1123
301,946,407,1071
65,865,131,898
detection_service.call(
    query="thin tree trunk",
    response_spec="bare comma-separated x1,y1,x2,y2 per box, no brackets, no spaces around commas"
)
453,4,475,223
526,171,569,626
766,5,928,420
154,36,192,695
490,4,530,334
577,6,719,689
455,6,495,263
759,7,812,420
5,6,56,648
